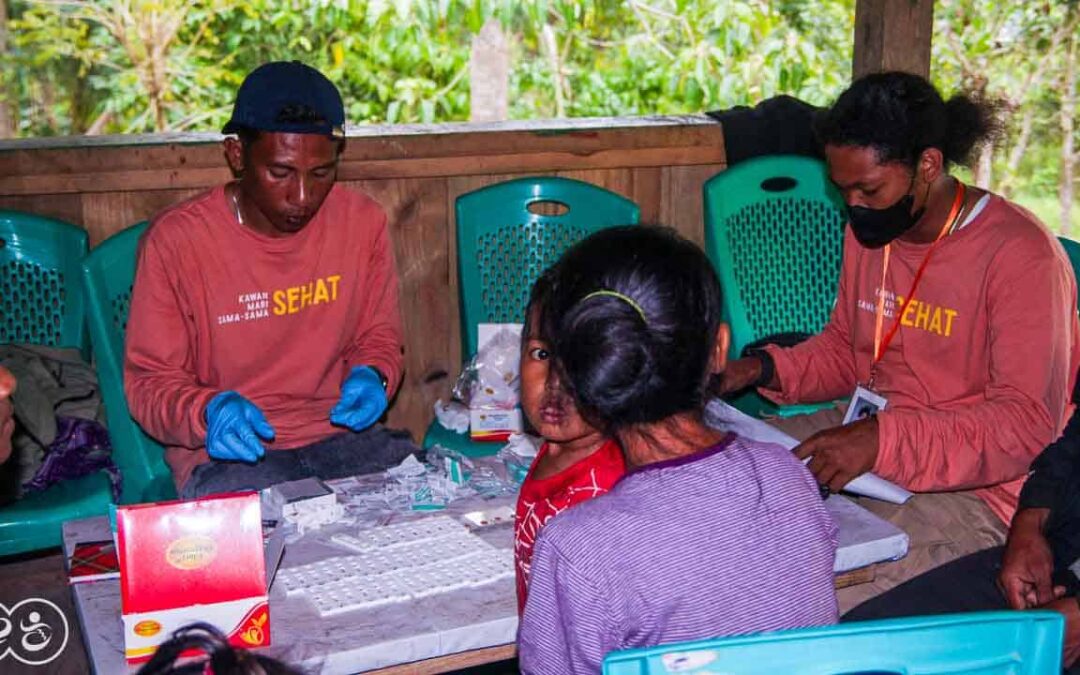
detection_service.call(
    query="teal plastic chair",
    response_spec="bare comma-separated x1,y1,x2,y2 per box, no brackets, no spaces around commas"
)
0,472,115,555
1059,236,1080,292
424,177,641,456
603,611,1064,674
703,156,847,418
82,222,175,506
0,211,106,556
0,210,89,352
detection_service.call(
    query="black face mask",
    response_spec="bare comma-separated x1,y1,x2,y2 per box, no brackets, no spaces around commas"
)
847,178,925,249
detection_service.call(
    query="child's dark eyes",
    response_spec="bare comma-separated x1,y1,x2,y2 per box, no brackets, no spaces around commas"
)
529,347,550,361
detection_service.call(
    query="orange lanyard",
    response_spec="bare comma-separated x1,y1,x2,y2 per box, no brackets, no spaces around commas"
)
869,182,966,387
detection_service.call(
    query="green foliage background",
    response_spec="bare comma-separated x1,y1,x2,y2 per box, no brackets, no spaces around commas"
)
3,0,1078,230
3,0,856,131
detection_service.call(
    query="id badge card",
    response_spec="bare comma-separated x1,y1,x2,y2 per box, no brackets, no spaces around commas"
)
843,385,889,425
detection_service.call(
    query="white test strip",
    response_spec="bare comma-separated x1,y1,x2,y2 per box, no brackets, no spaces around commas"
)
275,515,513,617
307,550,514,617
310,576,411,615
331,515,468,552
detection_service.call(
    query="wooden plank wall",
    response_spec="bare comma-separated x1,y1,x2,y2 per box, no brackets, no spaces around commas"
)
0,117,726,441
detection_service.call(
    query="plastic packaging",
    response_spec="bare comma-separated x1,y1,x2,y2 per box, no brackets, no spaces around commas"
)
260,478,344,536
498,433,541,485
452,359,478,406
469,326,522,409
433,399,469,433
427,444,475,485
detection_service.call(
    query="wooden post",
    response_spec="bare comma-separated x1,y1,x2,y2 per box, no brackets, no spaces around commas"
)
0,0,12,138
852,0,935,79
1061,29,1077,236
469,19,510,122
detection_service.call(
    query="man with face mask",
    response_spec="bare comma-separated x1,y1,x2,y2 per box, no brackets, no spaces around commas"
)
125,62,416,498
717,72,1080,611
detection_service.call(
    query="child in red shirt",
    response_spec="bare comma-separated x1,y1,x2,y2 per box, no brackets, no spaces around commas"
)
513,270,626,613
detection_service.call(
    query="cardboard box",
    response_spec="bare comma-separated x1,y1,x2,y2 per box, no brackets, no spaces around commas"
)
67,539,120,584
469,407,523,442
469,323,523,442
117,492,270,662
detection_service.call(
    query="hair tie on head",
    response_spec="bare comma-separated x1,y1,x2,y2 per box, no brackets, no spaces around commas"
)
583,290,648,325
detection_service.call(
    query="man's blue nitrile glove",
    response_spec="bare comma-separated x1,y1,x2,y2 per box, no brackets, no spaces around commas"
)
330,365,388,432
204,391,275,463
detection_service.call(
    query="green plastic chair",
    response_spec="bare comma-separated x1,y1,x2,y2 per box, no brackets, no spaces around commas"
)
0,471,114,555
703,156,847,418
0,210,107,556
603,611,1063,674
82,222,175,506
424,177,641,456
1058,236,1080,292
0,210,89,352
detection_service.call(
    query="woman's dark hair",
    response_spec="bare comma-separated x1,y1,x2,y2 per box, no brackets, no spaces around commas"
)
137,623,304,675
545,226,723,431
815,71,999,168
523,266,558,343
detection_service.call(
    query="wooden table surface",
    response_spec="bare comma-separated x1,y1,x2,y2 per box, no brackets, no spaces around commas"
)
0,549,875,675
365,564,877,673
0,548,521,675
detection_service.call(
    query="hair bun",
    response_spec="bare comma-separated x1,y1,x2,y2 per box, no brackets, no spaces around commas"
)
548,226,723,432
942,94,1000,166
557,293,659,425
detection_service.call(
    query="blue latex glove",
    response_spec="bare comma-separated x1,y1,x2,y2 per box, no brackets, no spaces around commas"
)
204,391,275,463
330,366,388,431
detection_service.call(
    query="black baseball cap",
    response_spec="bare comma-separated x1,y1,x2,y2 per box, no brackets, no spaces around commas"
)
222,61,345,138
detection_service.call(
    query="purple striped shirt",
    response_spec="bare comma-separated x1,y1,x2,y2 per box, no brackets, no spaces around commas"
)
517,434,839,674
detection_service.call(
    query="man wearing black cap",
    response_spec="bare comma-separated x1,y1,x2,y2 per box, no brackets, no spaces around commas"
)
124,61,415,498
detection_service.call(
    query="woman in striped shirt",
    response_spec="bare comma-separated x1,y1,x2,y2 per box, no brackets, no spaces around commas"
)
517,226,839,674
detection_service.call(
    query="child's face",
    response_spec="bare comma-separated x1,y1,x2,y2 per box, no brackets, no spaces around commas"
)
520,325,600,446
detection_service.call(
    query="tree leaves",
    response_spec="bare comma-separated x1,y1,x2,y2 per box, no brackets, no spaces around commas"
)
5,0,857,133
3,0,1075,229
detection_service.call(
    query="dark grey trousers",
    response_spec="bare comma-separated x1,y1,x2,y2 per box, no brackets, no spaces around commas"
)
180,426,420,499
844,545,1080,674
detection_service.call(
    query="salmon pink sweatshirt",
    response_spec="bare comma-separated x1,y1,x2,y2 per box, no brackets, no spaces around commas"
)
124,185,403,490
762,194,1079,524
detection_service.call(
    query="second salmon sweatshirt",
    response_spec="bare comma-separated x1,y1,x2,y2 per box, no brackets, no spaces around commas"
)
762,193,1080,524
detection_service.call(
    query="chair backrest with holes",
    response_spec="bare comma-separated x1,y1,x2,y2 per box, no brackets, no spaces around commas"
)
455,177,640,357
703,156,847,359
82,222,175,503
0,210,89,351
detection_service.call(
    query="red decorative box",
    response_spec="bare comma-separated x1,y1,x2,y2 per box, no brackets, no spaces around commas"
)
116,492,270,662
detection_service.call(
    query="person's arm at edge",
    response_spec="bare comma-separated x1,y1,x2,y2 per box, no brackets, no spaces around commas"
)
1018,399,1080,515
996,403,1080,609
0,366,14,464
